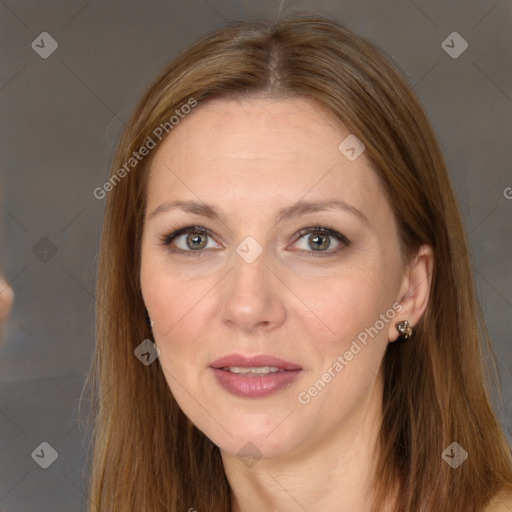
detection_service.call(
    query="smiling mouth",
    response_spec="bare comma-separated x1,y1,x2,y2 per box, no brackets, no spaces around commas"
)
210,354,303,397
221,366,285,375
210,353,302,372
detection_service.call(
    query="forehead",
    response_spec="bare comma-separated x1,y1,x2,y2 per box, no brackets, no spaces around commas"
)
153,96,360,165
146,96,388,225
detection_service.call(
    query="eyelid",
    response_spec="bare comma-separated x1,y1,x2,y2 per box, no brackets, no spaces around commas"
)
160,225,221,255
294,226,350,247
290,226,350,257
160,225,214,245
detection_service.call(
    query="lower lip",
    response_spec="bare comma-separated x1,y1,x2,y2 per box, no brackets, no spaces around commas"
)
211,368,302,398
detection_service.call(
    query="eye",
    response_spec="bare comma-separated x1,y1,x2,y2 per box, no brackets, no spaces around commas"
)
160,225,220,256
159,224,351,258
291,226,351,257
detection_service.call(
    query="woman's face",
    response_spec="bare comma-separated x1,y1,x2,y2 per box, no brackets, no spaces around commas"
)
140,96,409,461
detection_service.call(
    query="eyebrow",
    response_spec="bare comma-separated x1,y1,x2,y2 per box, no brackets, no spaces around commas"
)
147,198,369,225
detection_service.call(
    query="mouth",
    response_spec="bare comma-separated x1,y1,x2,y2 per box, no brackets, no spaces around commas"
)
210,354,303,398
219,365,285,375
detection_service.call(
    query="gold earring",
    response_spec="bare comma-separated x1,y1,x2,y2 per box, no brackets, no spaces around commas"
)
395,320,413,341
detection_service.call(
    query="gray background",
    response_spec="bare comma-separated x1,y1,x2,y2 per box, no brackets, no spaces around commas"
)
0,1,511,510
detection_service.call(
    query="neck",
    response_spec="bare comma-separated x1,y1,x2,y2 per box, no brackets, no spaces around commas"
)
221,379,396,512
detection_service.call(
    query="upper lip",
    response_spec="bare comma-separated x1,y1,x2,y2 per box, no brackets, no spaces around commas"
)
210,353,302,371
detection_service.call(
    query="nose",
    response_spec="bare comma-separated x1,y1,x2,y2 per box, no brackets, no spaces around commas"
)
220,247,286,334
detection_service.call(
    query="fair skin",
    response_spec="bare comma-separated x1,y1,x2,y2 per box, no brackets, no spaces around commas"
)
486,491,512,512
140,96,433,512
0,275,13,345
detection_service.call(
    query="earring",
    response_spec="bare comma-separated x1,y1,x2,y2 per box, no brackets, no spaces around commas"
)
146,315,154,329
395,320,413,341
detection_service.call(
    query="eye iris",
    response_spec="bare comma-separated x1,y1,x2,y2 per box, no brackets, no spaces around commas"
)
308,232,330,251
186,233,207,250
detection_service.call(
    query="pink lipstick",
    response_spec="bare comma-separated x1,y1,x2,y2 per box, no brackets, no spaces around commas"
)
210,354,303,398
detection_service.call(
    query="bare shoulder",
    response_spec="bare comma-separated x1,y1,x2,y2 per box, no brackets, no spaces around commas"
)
484,489,512,511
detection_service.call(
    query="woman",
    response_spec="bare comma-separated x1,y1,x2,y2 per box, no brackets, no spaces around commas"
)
86,14,512,511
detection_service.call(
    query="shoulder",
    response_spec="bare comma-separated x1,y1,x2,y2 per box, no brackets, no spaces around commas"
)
484,489,512,511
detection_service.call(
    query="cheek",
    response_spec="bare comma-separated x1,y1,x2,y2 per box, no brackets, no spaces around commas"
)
140,268,212,415
296,269,393,405
291,262,393,341
140,253,219,372
292,266,398,400
144,279,210,341
141,243,201,320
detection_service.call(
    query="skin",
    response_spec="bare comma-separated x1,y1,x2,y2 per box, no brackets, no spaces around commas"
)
140,96,433,512
0,275,13,345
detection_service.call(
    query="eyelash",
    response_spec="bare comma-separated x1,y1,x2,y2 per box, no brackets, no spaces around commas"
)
159,224,351,259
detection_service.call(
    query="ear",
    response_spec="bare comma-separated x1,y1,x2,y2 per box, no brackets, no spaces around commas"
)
388,244,434,342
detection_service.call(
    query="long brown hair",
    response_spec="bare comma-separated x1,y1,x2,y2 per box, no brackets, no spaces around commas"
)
85,14,512,511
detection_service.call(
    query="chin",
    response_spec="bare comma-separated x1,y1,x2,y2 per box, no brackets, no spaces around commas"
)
194,407,302,461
